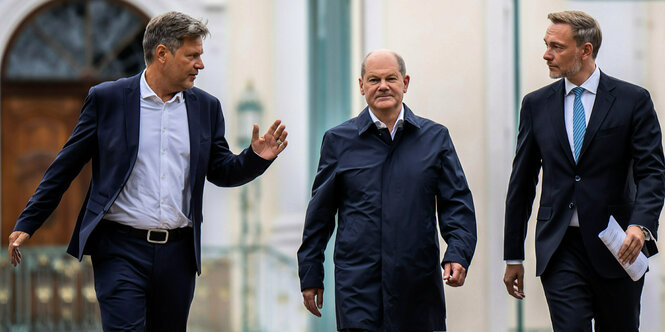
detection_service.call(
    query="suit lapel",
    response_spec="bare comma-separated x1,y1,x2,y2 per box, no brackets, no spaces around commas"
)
579,72,615,160
124,76,141,159
185,90,200,195
548,80,576,166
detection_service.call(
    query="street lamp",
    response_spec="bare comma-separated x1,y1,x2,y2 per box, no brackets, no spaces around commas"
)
236,81,263,148
236,81,263,332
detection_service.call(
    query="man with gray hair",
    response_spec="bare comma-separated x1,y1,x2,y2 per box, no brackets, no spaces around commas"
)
8,11,288,331
503,10,664,331
298,49,477,331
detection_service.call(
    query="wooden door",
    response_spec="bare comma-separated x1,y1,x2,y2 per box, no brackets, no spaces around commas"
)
1,85,91,246
0,0,147,247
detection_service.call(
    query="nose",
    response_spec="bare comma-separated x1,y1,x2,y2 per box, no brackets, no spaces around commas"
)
195,58,204,70
543,48,553,61
378,79,389,90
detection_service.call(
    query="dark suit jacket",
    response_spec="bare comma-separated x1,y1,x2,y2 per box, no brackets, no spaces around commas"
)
13,73,271,274
504,71,665,278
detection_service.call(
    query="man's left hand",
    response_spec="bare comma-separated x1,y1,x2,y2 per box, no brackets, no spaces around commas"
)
443,262,466,287
251,120,288,160
618,225,645,265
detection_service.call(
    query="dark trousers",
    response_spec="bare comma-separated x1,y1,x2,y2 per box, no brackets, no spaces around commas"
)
540,227,643,332
90,222,197,331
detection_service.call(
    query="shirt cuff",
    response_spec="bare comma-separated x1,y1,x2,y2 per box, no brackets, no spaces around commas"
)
630,224,656,242
505,260,523,265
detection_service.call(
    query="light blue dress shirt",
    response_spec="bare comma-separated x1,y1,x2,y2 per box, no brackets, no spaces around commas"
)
104,71,192,230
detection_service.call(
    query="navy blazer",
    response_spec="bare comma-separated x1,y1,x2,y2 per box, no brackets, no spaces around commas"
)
14,74,272,273
504,71,665,278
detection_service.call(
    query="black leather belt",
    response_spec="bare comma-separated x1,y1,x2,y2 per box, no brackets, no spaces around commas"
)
100,219,192,244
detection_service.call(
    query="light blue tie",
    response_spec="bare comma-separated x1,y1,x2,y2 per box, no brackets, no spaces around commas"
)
572,87,586,162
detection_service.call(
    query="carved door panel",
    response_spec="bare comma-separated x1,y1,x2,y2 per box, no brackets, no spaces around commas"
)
0,0,146,247
1,90,90,246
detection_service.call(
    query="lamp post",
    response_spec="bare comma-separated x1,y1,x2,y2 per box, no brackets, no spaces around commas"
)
236,81,263,332
237,82,263,148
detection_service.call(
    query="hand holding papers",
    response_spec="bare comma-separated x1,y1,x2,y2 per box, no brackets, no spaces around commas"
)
598,216,648,281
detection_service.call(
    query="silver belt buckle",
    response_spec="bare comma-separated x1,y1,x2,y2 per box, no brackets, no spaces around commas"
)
147,229,169,244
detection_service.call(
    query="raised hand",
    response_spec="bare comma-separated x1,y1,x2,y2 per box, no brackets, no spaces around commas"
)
251,120,288,160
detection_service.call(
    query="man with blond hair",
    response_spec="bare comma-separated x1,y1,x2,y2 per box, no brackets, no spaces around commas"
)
503,10,664,331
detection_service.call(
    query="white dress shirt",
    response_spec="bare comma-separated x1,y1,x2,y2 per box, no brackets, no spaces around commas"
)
104,71,192,230
369,105,405,139
564,65,600,227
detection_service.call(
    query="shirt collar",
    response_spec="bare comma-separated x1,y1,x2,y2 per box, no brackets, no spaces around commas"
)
368,105,404,130
140,70,184,104
564,65,600,96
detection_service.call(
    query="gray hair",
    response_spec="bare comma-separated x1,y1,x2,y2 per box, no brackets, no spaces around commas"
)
143,11,210,66
548,11,602,59
361,50,406,78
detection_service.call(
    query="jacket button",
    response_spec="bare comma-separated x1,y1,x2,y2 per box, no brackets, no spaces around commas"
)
569,202,575,209
575,175,581,182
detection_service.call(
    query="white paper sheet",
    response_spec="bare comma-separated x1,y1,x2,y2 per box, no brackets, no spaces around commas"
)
597,216,648,281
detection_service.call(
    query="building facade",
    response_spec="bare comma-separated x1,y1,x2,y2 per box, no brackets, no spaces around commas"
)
0,0,664,331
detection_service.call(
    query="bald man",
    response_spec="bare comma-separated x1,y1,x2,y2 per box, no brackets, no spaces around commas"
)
298,50,477,331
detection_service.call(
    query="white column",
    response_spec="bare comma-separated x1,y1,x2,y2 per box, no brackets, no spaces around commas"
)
485,1,516,331
362,0,384,54
269,0,309,258
195,0,233,248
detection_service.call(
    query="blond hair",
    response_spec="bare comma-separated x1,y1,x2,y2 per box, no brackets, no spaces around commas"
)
548,11,602,59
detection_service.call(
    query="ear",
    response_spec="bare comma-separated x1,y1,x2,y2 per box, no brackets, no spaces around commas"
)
359,77,365,95
155,44,171,64
581,42,594,61
402,75,410,93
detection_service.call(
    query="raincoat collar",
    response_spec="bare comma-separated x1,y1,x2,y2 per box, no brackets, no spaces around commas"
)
357,103,421,136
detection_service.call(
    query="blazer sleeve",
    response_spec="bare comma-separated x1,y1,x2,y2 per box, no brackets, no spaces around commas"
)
205,99,273,187
437,128,477,270
297,132,338,290
13,87,98,235
628,89,665,244
504,95,542,260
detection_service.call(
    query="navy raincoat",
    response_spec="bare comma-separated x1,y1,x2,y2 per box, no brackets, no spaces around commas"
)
298,105,477,331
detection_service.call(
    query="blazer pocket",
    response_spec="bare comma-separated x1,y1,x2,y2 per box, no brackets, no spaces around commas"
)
537,206,552,221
